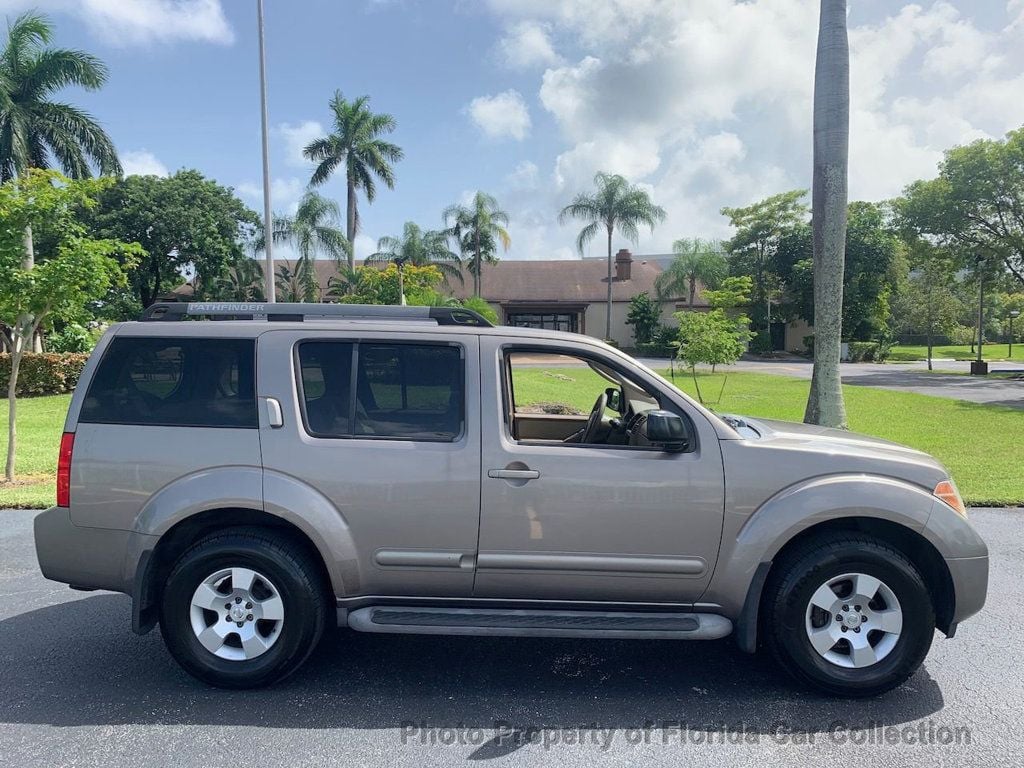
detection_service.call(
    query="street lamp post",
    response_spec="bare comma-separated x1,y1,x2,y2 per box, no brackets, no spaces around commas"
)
971,254,987,375
1011,310,1020,359
257,0,275,302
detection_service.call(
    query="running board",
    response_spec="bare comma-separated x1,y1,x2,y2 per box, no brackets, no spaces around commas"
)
347,606,733,640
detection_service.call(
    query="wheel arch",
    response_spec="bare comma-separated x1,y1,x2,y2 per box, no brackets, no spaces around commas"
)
734,516,954,653
132,507,336,635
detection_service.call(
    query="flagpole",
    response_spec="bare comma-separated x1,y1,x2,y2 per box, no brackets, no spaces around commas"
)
257,0,276,301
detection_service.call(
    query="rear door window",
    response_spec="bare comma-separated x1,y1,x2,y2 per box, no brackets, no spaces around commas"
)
296,341,464,441
80,337,257,428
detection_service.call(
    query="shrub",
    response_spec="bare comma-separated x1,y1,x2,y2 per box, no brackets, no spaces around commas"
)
846,341,890,362
749,330,774,355
625,292,661,345
47,323,101,353
802,334,815,356
0,353,89,397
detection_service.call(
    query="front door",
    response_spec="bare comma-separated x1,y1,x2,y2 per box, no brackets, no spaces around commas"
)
475,338,725,604
256,329,481,598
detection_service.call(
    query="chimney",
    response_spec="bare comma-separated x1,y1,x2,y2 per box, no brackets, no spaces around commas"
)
614,248,632,281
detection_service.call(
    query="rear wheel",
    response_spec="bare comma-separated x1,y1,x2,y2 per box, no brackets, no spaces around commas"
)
159,528,328,688
764,534,935,697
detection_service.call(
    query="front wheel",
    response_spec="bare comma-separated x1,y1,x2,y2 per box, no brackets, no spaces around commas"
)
159,528,328,688
763,534,935,697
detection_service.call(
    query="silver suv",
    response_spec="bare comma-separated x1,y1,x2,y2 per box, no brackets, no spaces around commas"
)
34,302,988,696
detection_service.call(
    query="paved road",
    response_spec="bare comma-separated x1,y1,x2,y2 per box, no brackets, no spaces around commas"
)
634,357,1024,409
1,508,1021,767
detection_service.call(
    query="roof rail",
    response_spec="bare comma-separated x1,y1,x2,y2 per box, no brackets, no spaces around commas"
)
139,301,494,327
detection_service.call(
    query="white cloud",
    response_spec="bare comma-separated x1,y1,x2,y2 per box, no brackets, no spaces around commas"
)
465,90,532,141
478,0,1024,256
237,177,304,215
120,149,168,177
353,234,377,261
1,0,235,46
496,21,562,70
277,120,324,168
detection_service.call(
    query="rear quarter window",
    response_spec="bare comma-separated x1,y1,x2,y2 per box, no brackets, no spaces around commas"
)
79,337,257,428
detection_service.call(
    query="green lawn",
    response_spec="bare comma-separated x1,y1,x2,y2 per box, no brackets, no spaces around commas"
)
0,394,70,508
2,370,1021,508
888,343,1024,362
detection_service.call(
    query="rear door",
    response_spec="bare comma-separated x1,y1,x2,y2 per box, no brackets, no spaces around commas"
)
256,329,481,597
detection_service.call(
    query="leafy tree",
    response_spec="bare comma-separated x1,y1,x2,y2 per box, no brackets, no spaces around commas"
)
83,170,260,309
443,192,511,296
560,172,666,341
336,263,442,306
0,170,139,480
892,243,962,369
782,202,901,340
304,91,403,270
721,190,808,328
459,295,499,325
672,275,753,402
274,262,309,302
625,292,661,345
0,12,121,182
655,238,728,306
270,189,349,302
366,221,462,285
804,0,850,428
896,126,1024,289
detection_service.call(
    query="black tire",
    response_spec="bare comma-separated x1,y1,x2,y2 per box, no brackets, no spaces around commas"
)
763,534,935,698
159,527,328,689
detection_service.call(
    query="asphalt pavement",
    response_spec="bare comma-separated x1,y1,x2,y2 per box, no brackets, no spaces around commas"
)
1,508,1021,767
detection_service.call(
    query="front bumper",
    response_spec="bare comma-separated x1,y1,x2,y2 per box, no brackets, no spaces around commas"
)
34,506,154,594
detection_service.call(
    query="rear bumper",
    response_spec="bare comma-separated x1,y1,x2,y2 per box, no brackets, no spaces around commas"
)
33,506,155,594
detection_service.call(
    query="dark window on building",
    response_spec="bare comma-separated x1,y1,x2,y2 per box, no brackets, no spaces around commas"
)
80,337,257,428
297,342,463,441
507,312,579,333
297,341,354,436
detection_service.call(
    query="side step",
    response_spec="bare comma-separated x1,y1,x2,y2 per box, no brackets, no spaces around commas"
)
347,606,732,640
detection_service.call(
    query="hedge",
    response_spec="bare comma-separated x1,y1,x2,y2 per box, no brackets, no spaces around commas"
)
0,353,89,397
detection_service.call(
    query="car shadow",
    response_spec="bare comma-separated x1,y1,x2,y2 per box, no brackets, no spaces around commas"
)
0,593,946,741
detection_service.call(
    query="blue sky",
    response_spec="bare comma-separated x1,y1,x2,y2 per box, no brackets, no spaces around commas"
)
3,1,1023,262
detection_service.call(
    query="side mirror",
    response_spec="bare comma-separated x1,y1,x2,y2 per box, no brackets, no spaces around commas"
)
646,410,687,451
605,387,623,414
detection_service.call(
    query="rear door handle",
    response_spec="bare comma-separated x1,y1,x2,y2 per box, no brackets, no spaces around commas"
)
265,397,284,428
487,469,540,480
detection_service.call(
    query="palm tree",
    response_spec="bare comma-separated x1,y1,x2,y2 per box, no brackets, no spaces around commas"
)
366,221,462,285
304,91,403,270
655,238,728,306
326,266,370,300
0,12,121,183
216,252,265,301
274,262,307,303
560,172,666,341
804,0,850,428
271,189,349,302
443,192,511,297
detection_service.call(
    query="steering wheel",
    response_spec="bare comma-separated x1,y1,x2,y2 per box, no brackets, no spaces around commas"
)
580,392,608,445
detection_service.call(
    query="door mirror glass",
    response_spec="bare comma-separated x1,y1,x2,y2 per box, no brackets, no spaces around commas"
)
605,387,623,413
645,410,687,451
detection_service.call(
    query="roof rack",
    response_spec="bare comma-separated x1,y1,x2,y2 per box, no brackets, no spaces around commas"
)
139,302,494,327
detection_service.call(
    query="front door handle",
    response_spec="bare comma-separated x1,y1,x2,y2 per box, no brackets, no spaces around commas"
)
487,468,540,480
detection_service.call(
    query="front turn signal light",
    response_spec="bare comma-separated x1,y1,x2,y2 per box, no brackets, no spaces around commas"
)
933,480,966,517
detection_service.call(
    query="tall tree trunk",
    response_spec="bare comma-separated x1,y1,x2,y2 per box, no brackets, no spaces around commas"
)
474,229,481,298
6,225,35,481
689,277,696,307
605,225,613,342
804,0,849,428
346,175,357,272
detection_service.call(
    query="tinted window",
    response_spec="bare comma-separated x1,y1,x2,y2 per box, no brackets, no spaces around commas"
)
80,337,257,428
297,341,353,436
297,342,463,441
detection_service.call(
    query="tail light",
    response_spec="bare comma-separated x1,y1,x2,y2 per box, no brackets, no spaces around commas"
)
933,479,966,517
56,432,74,508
